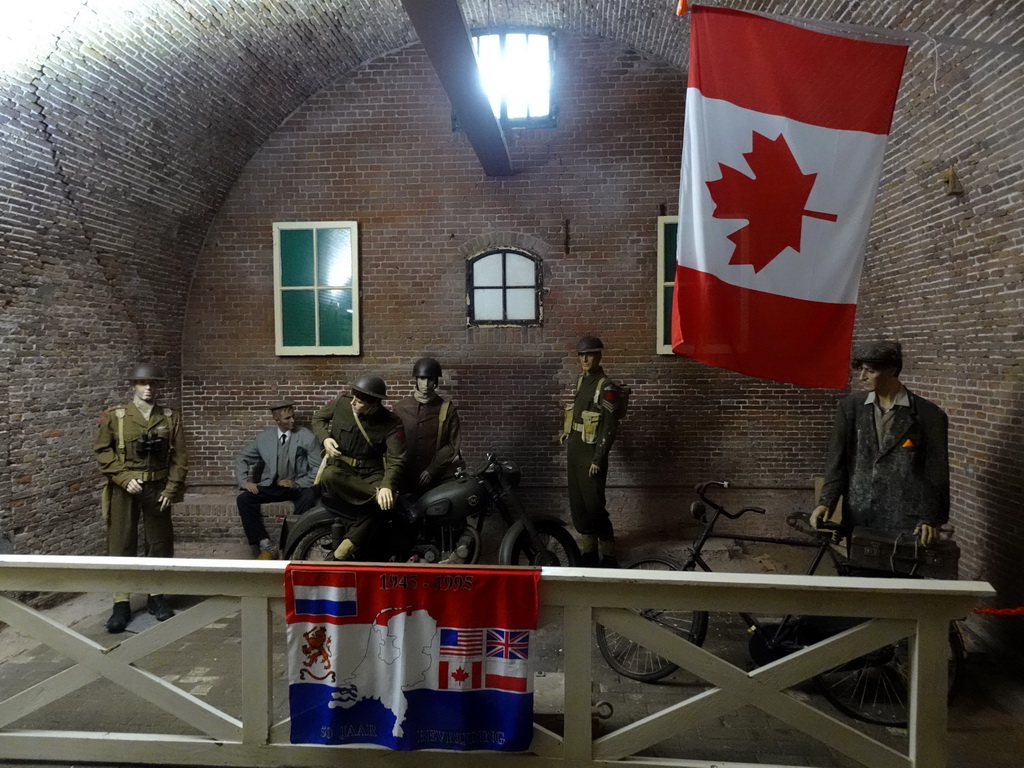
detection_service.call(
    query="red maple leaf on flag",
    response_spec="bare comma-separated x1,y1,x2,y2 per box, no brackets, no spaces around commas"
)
451,666,470,684
706,132,838,273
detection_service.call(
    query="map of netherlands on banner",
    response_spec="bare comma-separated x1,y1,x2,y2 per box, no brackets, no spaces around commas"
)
285,563,541,751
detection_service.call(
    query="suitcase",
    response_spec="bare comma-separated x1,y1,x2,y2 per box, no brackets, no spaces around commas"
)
848,527,960,580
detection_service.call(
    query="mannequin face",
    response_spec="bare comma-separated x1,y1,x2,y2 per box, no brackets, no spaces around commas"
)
578,352,602,374
132,381,158,402
351,394,381,416
415,376,438,396
273,407,296,432
856,364,899,393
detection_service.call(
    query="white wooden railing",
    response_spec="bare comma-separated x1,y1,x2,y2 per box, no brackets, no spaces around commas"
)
0,555,992,768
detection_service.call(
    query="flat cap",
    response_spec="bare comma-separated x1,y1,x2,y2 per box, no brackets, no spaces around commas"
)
851,340,903,370
269,399,295,412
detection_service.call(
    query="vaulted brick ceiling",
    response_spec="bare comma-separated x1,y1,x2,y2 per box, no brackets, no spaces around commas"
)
1,0,1018,334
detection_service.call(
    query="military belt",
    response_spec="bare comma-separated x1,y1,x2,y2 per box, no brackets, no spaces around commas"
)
330,454,373,469
135,470,169,483
572,423,586,433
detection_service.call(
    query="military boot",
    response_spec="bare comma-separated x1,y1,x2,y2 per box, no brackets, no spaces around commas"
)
147,594,174,621
106,601,132,634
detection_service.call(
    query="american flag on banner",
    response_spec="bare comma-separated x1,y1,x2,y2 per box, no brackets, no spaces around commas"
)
673,6,907,387
285,563,540,751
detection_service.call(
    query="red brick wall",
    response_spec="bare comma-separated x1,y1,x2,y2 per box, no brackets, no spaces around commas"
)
182,40,839,521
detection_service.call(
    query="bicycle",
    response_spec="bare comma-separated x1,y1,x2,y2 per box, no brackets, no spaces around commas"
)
596,480,966,727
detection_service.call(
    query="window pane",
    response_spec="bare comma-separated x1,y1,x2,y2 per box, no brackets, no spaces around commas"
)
473,253,504,286
318,289,354,347
317,228,353,287
474,288,504,320
281,290,316,346
526,35,551,118
476,34,503,118
506,288,536,320
505,34,529,119
663,286,674,347
663,221,678,281
505,252,535,286
280,229,315,287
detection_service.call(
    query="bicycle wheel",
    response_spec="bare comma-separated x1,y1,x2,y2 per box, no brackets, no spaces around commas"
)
596,557,709,682
814,621,966,727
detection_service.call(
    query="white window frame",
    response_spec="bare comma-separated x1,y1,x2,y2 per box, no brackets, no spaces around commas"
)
657,215,678,355
273,221,360,356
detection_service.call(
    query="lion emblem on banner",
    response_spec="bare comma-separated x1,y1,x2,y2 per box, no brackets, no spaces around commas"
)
299,625,336,682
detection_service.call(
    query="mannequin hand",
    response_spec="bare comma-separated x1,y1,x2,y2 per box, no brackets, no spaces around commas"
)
558,433,567,446
919,524,939,546
810,505,831,528
376,487,395,511
278,479,296,488
126,478,143,494
588,463,602,477
241,482,259,495
418,471,432,487
158,494,173,511
323,438,340,458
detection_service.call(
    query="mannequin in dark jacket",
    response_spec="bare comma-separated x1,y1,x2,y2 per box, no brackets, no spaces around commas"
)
811,341,949,546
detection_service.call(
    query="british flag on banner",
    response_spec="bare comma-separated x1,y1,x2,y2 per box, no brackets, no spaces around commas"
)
673,6,908,388
285,564,540,751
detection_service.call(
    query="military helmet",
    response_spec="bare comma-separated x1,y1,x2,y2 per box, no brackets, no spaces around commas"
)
412,357,442,380
127,363,167,382
576,336,604,354
351,375,388,401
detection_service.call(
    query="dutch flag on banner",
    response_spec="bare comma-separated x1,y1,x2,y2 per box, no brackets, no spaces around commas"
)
285,563,540,751
673,6,908,388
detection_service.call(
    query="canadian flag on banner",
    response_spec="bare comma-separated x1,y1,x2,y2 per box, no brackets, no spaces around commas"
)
673,6,908,388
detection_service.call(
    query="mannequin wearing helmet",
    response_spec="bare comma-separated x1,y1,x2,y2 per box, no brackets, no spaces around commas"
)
311,375,406,560
560,337,622,568
93,363,189,632
392,357,464,492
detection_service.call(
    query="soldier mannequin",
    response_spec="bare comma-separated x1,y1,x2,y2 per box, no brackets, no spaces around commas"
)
561,337,622,567
312,376,406,560
811,341,949,545
392,357,464,493
94,364,189,633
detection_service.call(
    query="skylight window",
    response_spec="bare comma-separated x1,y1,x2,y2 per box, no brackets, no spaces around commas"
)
472,31,555,127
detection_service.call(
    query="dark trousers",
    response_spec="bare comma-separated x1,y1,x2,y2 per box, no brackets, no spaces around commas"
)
108,481,174,558
237,484,318,544
566,438,614,539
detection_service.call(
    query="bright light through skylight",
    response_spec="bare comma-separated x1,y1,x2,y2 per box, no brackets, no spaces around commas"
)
473,32,551,123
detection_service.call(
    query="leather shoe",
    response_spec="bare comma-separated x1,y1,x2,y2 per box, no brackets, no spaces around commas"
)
579,551,600,568
106,601,132,634
147,594,174,621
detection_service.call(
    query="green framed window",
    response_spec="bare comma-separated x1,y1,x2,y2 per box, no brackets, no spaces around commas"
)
657,216,678,354
273,221,359,355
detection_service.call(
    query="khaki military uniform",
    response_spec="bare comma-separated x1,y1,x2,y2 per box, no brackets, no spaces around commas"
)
391,395,463,492
564,368,621,537
94,401,188,558
312,396,406,549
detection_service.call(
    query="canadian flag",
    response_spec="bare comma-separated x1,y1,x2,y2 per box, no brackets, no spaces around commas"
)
673,6,908,388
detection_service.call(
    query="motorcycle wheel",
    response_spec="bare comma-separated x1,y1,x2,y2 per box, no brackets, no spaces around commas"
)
595,557,709,683
498,520,581,566
813,620,966,727
290,524,337,561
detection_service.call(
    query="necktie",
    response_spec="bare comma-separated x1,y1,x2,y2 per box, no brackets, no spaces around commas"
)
276,434,289,481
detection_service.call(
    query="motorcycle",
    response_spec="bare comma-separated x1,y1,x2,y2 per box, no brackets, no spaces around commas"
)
279,452,581,566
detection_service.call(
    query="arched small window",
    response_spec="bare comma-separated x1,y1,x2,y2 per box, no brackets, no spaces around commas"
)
467,249,541,326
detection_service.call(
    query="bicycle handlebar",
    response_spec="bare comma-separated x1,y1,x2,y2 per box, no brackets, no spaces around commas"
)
787,511,844,540
693,480,766,520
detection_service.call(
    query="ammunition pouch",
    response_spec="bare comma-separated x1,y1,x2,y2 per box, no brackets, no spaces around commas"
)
562,404,573,440
579,410,601,445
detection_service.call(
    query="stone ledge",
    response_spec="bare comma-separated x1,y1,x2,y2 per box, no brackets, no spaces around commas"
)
173,494,295,543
